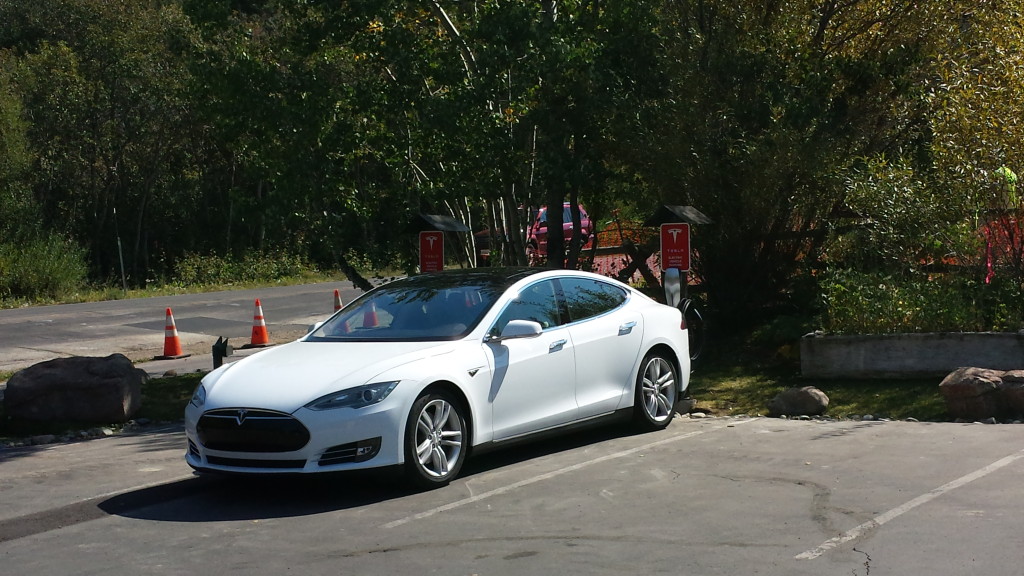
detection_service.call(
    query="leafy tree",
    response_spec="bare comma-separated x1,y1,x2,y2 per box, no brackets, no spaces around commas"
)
0,59,35,239
1,0,1021,336
639,1,985,327
2,0,201,283
0,55,89,300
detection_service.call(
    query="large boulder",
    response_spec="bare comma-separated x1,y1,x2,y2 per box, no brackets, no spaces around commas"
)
3,354,146,423
768,386,829,417
939,367,1007,421
997,370,1024,418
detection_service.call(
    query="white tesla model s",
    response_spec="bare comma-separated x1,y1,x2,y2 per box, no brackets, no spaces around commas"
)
185,267,690,488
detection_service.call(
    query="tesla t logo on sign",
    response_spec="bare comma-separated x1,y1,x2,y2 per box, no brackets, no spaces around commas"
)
660,223,690,271
419,231,444,272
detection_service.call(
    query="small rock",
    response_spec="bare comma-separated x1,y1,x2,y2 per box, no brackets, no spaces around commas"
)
690,412,707,419
906,417,919,423
767,386,829,418
29,434,56,446
862,415,875,421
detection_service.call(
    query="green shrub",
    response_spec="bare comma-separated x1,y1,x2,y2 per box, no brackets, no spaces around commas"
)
172,251,313,287
0,235,88,300
820,269,1024,334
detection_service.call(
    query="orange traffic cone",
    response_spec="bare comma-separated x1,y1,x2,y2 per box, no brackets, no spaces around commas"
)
333,289,344,312
155,307,191,360
242,298,272,348
363,301,379,328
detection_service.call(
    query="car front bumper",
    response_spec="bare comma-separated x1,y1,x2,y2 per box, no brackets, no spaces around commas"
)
184,404,406,474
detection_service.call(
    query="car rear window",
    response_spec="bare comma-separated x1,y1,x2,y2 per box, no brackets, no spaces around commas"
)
558,277,628,322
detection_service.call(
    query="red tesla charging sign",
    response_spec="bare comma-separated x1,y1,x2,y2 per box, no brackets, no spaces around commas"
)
419,231,444,272
660,223,690,271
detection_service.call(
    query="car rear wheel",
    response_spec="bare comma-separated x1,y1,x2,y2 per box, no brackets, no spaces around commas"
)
633,352,678,431
404,391,467,489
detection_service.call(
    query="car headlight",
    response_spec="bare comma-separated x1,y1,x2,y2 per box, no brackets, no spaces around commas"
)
306,381,400,411
190,384,206,408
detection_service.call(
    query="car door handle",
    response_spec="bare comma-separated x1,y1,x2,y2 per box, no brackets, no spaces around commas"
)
549,339,567,352
619,321,637,334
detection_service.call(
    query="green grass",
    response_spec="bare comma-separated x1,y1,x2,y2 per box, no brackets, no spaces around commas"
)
135,372,204,422
689,346,948,421
2,353,952,446
0,269,352,310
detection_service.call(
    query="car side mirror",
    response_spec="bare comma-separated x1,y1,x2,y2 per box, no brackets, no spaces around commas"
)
487,319,543,342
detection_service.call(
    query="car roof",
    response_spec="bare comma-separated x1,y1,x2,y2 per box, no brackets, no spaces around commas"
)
382,267,623,293
382,267,542,291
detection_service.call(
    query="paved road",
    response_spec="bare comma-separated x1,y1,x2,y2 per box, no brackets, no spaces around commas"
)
3,283,1024,574
0,282,371,375
1,415,1022,575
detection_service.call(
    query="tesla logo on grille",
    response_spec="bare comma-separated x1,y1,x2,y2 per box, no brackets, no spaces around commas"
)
235,409,248,426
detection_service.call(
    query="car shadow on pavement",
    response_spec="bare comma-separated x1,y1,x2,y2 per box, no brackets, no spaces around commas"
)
97,470,419,523
97,422,646,525
459,421,640,478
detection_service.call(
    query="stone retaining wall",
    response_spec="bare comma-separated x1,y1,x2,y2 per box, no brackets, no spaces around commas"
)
800,332,1024,379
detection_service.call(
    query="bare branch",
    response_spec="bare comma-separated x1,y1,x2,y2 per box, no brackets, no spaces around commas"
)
427,0,477,76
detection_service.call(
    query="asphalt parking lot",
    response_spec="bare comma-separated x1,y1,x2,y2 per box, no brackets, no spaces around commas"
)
2,287,1022,574
1,413,1022,575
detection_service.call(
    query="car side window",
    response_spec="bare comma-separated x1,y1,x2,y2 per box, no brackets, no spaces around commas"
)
492,280,562,334
559,277,627,323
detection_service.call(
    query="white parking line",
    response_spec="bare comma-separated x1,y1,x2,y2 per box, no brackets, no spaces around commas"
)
796,448,1024,560
381,419,754,529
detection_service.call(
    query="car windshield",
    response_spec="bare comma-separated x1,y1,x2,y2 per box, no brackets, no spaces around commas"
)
307,269,536,341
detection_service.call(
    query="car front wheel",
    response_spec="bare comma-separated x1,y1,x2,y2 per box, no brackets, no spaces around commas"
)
633,352,678,431
404,390,468,489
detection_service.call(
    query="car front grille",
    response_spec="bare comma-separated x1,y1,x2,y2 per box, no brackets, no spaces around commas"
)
197,408,310,452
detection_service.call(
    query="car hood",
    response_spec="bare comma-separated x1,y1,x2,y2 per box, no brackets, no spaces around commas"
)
202,340,455,412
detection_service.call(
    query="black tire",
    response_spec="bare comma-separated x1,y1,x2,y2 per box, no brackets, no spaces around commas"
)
633,352,679,431
404,390,468,489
